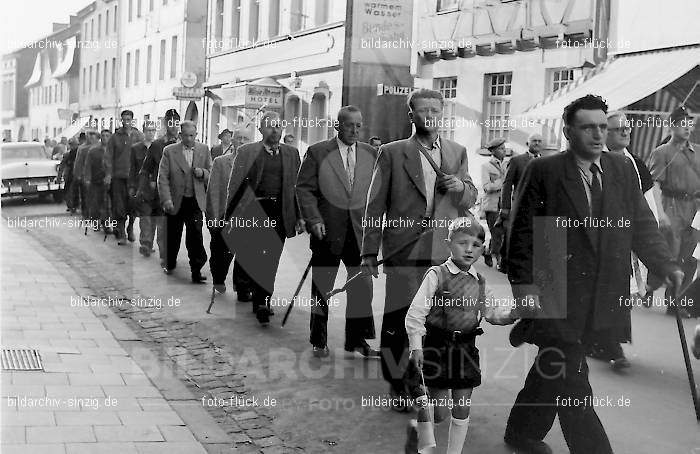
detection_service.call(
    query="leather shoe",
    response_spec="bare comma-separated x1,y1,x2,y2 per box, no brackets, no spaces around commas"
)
237,291,252,302
192,273,207,284
256,307,270,326
127,229,135,242
139,246,151,257
312,345,329,358
509,319,534,347
504,434,553,454
344,340,380,358
610,356,631,370
163,267,174,275
213,284,226,294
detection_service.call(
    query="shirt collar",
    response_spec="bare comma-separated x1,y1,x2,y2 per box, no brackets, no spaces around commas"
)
417,135,441,150
445,257,478,279
263,142,279,155
336,137,356,152
528,149,540,158
574,155,603,174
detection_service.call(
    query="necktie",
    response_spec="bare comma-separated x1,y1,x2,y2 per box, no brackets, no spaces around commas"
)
590,163,602,219
346,145,355,188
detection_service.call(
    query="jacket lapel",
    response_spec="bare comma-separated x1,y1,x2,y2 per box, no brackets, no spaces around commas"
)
404,136,426,200
560,151,596,248
173,144,190,173
351,144,373,200
327,139,351,194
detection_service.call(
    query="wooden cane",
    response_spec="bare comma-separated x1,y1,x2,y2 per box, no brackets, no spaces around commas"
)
325,229,435,299
281,259,313,326
206,286,216,314
672,278,700,421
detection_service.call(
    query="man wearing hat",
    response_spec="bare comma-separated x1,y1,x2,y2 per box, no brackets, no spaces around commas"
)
481,137,507,268
139,109,181,265
211,129,233,160
649,105,700,315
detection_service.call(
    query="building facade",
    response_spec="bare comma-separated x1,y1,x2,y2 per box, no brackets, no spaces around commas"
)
77,0,121,131
203,0,414,152
25,21,83,141
2,47,35,142
116,0,207,130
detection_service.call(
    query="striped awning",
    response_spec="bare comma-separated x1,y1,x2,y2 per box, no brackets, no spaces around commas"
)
519,46,700,121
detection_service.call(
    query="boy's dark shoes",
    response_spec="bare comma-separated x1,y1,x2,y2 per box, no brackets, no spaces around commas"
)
504,434,553,454
191,273,207,284
213,284,226,293
237,291,252,302
312,345,329,358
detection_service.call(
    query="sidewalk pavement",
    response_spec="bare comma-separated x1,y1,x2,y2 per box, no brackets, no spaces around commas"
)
0,224,211,454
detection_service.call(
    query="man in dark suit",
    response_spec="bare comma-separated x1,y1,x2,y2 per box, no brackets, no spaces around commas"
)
297,105,378,358
131,121,160,257
498,133,543,273
504,95,682,454
210,129,233,160
157,120,212,283
223,111,305,326
361,88,478,408
139,109,180,266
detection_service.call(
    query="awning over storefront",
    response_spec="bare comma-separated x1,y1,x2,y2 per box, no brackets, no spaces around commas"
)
54,116,90,141
24,54,42,88
519,46,700,121
51,37,78,79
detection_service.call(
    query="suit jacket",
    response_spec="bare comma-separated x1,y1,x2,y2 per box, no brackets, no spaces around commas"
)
206,152,236,225
157,142,212,213
507,150,678,344
105,127,138,180
501,151,536,211
296,138,377,255
210,143,233,160
481,157,507,213
361,134,478,267
224,141,301,239
139,135,178,202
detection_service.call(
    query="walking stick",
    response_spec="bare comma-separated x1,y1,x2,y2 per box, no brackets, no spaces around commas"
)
325,228,435,299
281,259,313,326
671,279,700,421
206,286,217,314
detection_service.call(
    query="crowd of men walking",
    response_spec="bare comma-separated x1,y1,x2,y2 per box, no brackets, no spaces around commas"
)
53,89,699,454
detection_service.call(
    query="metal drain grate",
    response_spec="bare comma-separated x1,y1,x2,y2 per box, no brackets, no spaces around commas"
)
1,348,43,371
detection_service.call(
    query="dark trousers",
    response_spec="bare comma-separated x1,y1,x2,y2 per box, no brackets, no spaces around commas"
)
79,182,88,216
233,200,286,312
138,199,165,259
381,262,432,394
87,182,108,226
505,342,613,454
64,177,77,210
209,227,234,285
110,178,129,237
164,196,207,274
309,227,375,348
485,211,504,257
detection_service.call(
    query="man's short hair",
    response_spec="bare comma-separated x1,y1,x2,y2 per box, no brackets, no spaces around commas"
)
407,88,444,111
120,109,134,118
100,129,111,134
180,120,197,132
337,105,362,123
562,95,608,126
259,111,281,128
447,216,485,242
283,134,295,142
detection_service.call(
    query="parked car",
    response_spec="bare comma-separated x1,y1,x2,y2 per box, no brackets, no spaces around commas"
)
1,142,64,201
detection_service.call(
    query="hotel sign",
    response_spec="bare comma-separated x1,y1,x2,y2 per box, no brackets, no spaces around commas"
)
220,84,283,108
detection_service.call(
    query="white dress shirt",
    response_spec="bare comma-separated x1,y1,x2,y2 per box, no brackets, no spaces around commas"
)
336,137,355,186
416,136,442,216
183,144,194,168
404,257,513,351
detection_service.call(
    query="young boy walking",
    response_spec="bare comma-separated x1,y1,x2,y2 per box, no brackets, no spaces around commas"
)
405,217,514,453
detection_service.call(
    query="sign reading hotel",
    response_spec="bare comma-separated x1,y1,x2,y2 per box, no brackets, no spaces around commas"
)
351,0,414,65
245,85,283,109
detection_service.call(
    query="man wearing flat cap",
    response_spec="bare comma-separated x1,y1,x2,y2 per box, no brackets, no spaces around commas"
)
481,137,507,268
649,105,700,315
211,129,233,160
